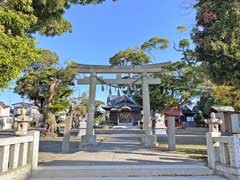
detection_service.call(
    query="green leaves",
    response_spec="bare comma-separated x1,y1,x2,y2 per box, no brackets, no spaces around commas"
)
179,39,190,49
141,37,169,50
14,50,76,115
30,0,72,36
0,32,40,88
109,48,149,66
71,0,117,5
177,25,187,33
0,0,118,89
193,0,240,87
152,60,205,111
109,37,169,66
141,37,169,63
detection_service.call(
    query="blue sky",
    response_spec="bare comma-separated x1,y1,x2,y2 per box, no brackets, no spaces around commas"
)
0,0,196,106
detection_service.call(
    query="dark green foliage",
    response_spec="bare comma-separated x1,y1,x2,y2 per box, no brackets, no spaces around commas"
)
14,50,76,122
110,48,149,66
193,92,215,123
0,0,117,89
149,60,205,112
192,0,240,87
0,0,39,88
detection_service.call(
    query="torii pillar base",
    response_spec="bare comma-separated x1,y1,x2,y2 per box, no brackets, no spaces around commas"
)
142,135,157,147
80,135,97,147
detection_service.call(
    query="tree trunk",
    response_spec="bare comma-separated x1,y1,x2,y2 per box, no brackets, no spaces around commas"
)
41,80,58,137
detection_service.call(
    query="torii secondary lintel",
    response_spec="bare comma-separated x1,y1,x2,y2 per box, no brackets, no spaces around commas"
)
71,62,170,147
77,78,161,85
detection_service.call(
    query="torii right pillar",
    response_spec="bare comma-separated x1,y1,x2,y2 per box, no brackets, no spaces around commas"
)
142,72,157,147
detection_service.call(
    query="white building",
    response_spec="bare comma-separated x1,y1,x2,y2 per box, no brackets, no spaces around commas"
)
0,102,13,129
12,102,42,127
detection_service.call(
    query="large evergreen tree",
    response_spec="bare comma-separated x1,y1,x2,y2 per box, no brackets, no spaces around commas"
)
0,0,116,89
14,50,76,134
192,0,240,87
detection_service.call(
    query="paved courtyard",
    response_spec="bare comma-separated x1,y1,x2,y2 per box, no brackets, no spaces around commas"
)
39,128,205,166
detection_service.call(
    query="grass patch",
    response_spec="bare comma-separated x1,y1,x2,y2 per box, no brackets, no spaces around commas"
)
157,143,208,163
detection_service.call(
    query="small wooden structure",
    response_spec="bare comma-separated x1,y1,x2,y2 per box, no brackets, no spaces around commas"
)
102,95,142,126
165,108,195,128
211,106,235,132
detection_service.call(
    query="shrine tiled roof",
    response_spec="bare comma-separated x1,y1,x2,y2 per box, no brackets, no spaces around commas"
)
211,106,235,112
165,108,182,117
165,108,195,117
102,95,141,111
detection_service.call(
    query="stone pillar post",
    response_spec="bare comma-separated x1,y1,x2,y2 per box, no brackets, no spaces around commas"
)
142,72,151,136
167,116,176,151
206,131,220,169
62,114,72,153
141,72,156,147
81,72,97,146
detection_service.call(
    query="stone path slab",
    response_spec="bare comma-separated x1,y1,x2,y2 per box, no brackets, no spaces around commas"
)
39,128,204,166
31,176,226,180
34,128,226,179
32,164,214,178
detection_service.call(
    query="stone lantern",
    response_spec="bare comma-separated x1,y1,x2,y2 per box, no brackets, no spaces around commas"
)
15,107,32,136
205,112,223,132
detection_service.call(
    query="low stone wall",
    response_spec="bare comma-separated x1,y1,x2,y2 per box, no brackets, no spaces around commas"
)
206,132,240,179
176,128,208,135
157,134,206,145
0,131,39,180
0,164,31,180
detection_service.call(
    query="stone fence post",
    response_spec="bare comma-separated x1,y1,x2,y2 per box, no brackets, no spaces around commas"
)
229,134,240,169
167,116,176,151
27,131,40,169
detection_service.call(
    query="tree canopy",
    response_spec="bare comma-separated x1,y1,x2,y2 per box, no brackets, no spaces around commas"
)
14,50,76,122
192,0,240,88
141,37,169,63
0,0,117,89
109,32,205,112
109,48,150,66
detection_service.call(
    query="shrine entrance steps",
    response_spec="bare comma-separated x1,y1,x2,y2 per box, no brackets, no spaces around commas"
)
31,128,226,180
30,164,225,180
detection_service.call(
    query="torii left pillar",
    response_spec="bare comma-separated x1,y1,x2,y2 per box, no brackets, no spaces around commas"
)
81,72,97,146
142,72,157,147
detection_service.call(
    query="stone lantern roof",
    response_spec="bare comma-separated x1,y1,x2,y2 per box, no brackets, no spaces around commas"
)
15,108,31,122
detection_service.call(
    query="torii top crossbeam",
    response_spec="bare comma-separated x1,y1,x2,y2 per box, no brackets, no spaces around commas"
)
70,62,170,73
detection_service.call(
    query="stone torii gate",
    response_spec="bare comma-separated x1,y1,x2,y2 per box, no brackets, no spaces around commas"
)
70,62,170,147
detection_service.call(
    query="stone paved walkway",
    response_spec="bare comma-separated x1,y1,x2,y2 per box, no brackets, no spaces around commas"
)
39,128,204,166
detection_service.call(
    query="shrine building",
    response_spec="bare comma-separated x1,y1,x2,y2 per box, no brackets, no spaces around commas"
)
102,95,142,126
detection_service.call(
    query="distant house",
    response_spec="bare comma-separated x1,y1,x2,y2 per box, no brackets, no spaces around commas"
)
102,95,142,126
12,102,42,126
0,102,13,129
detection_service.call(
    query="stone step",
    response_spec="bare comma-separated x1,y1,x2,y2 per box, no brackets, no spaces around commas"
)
30,176,226,180
32,165,214,178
